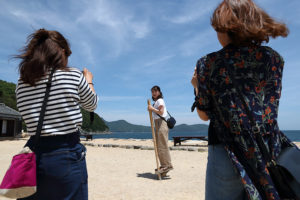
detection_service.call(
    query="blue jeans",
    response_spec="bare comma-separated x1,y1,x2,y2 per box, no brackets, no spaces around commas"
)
18,132,88,200
205,144,246,200
205,144,300,199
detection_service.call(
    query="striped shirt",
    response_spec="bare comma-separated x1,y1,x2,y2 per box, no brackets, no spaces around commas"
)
16,68,98,136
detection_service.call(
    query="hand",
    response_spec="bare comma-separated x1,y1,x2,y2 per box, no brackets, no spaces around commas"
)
191,67,198,88
83,68,93,83
148,105,154,112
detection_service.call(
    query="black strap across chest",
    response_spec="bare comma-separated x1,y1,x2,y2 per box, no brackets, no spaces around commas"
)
34,68,56,148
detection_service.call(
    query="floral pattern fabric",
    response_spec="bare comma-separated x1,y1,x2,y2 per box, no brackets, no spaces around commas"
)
194,44,295,200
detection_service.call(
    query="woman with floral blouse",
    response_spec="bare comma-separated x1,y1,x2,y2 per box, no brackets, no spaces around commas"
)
191,0,299,199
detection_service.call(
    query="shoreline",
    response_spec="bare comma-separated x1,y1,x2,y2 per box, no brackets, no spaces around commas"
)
80,138,208,152
80,138,300,151
80,130,112,134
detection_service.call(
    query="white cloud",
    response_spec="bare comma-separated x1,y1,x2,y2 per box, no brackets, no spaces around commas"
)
144,55,174,67
8,5,74,31
76,0,151,56
165,0,217,24
4,0,151,58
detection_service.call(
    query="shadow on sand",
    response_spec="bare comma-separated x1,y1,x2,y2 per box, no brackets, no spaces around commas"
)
175,144,208,147
0,137,17,141
0,137,28,141
136,172,171,180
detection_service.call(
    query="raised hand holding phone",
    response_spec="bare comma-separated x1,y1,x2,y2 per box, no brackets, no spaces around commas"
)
83,68,95,92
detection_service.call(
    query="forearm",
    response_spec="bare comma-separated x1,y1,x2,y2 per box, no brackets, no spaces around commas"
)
88,83,95,93
152,108,164,115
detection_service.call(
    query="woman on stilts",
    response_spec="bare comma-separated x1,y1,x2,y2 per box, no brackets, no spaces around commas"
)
148,86,173,176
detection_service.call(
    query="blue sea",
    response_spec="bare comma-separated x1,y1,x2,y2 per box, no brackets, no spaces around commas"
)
88,130,300,142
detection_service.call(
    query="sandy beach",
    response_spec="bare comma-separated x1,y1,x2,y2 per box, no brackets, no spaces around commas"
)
0,138,299,200
0,138,207,200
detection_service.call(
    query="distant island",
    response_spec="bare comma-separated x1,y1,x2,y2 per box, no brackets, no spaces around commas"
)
104,119,208,133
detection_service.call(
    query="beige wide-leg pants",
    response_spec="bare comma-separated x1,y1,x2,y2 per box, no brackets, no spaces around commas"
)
154,118,173,168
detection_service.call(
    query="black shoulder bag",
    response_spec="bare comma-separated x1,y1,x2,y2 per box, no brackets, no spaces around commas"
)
157,111,176,129
227,69,298,199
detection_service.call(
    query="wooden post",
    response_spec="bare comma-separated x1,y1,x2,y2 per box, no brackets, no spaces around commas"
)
147,99,161,180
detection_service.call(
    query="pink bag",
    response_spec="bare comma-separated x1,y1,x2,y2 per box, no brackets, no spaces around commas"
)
0,147,36,198
0,68,55,199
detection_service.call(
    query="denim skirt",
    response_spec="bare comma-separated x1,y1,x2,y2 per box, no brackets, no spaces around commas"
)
18,132,88,200
205,144,246,200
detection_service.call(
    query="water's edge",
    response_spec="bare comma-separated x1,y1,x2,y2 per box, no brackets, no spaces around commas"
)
81,130,300,142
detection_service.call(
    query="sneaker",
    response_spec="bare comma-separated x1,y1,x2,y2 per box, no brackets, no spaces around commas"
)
159,166,173,173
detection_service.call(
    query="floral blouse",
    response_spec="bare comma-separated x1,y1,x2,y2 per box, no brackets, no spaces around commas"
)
193,44,295,200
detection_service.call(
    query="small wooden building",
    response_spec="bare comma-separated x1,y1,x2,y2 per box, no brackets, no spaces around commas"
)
0,103,22,137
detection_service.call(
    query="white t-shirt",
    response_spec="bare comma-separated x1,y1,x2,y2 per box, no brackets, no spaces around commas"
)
152,98,168,120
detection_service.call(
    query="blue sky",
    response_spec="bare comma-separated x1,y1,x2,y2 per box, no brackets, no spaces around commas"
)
0,0,299,130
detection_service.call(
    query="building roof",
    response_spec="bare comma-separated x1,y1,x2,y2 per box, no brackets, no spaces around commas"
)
0,103,21,119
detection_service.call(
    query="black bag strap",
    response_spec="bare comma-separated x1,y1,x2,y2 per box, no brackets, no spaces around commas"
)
157,113,167,122
90,112,94,124
157,111,173,121
34,68,56,148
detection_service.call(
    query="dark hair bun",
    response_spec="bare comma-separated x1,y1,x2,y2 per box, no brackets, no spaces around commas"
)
35,28,49,44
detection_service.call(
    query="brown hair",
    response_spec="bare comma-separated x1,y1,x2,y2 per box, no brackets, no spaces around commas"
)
151,85,163,101
15,29,72,86
211,0,289,45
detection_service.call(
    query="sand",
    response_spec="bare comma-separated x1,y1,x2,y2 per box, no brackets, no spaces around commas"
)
0,138,299,200
0,138,207,200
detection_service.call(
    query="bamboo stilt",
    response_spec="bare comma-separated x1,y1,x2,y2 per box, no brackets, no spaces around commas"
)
147,99,161,180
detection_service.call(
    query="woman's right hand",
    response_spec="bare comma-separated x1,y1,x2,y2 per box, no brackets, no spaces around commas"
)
191,67,199,96
83,68,93,83
148,105,154,112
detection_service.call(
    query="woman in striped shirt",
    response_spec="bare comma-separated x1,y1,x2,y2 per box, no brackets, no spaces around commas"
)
16,29,98,200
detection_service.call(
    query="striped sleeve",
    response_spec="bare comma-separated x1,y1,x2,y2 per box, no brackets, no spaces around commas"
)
78,72,98,112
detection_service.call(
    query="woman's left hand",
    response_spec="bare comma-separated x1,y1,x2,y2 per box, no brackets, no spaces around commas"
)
148,105,154,112
191,67,198,88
